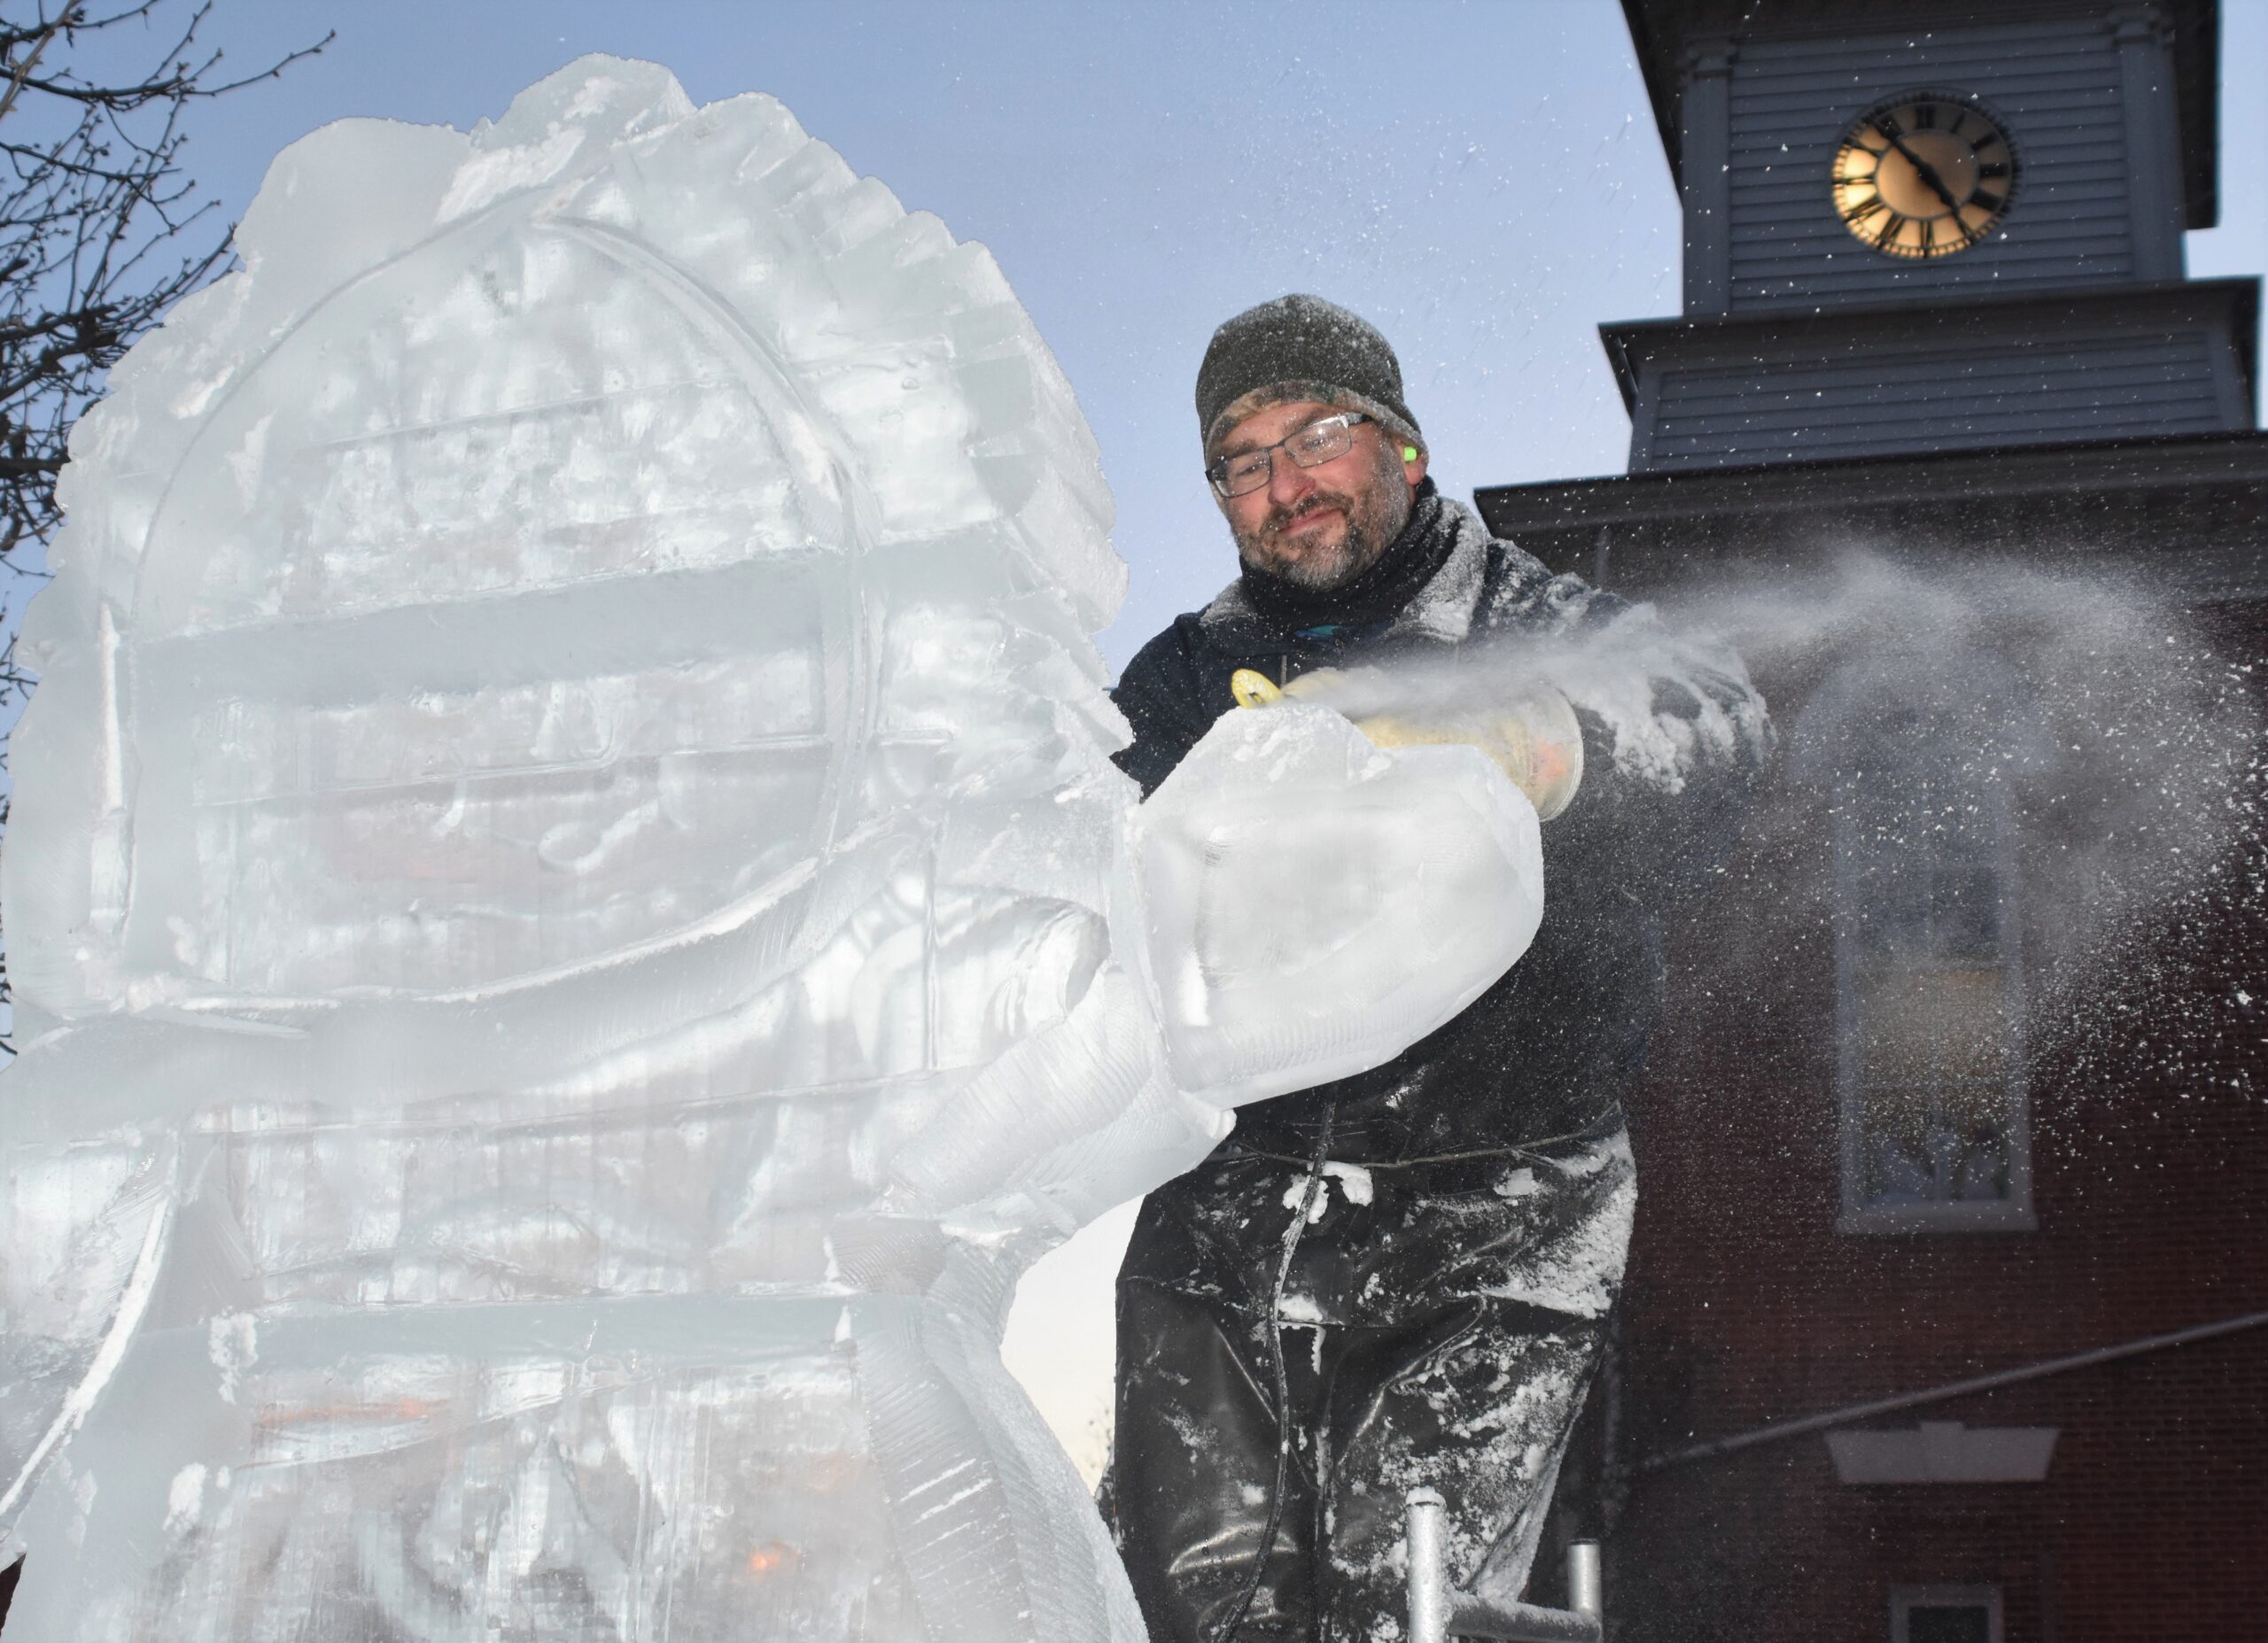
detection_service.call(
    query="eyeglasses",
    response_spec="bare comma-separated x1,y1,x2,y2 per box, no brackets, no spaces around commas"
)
1206,413,1371,499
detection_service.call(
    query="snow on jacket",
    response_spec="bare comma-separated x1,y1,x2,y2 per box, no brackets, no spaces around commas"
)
1109,481,1773,1159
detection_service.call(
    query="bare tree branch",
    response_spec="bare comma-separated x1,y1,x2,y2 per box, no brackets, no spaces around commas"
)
0,1,330,1048
0,4,68,127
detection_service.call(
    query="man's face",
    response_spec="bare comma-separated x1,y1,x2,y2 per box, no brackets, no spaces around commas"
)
1214,399,1428,592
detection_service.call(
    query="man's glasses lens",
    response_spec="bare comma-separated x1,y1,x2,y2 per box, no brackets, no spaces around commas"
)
1284,417,1357,467
1215,453,1270,496
1211,414,1363,497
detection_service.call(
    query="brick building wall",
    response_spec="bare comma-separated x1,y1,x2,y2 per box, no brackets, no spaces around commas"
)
1604,595,2268,1640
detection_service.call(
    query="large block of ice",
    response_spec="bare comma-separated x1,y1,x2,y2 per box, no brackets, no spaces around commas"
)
0,58,1543,1640
1138,702,1543,1105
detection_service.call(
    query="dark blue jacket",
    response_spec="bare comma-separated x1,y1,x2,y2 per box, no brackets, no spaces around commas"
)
1109,483,1772,1159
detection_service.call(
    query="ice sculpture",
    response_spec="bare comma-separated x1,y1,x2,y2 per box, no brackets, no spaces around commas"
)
0,59,1543,1640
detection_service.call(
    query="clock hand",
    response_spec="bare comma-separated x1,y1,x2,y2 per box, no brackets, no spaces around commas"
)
1872,119,1966,215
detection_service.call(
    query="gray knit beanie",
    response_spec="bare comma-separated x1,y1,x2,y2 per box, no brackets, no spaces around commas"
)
1195,293,1424,462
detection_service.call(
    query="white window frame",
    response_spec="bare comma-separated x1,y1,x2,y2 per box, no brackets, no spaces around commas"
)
1795,658,2039,1236
1891,1583,2003,1643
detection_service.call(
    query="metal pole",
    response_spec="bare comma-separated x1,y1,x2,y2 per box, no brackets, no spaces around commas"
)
1565,1541,1602,1618
1408,1487,1450,1643
1639,1306,2268,1473
1406,1489,1605,1643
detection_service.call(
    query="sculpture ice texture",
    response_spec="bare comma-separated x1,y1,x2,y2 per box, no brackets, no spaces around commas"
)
0,59,1544,1641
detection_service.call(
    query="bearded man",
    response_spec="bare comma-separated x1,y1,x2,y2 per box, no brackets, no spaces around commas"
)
1106,294,1774,1642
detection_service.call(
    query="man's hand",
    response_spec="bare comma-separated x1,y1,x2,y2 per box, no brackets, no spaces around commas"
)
1232,666,1585,821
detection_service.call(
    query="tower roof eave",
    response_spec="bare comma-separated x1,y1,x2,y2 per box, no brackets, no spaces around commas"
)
1473,428,2268,600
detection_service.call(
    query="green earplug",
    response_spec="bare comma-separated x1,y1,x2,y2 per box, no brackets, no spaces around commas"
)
1404,446,1419,461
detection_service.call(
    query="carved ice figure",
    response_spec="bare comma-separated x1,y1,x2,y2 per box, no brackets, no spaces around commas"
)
0,60,1543,1641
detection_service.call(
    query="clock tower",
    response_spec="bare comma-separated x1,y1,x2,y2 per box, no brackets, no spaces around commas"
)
1480,0,2264,579
1479,5,2268,1641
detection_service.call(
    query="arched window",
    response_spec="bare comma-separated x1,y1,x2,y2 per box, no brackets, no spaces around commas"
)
1796,657,2039,1233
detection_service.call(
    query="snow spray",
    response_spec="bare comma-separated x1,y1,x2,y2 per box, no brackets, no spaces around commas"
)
1284,548,2264,1078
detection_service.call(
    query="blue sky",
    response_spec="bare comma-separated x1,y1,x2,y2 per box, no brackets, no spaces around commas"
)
175,0,2267,671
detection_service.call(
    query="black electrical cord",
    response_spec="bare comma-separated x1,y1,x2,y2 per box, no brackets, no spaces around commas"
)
1212,1097,1337,1643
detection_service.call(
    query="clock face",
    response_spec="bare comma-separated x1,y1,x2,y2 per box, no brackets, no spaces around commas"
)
1832,93,2016,259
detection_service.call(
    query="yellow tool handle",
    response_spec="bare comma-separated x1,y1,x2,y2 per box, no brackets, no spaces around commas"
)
1230,668,1284,709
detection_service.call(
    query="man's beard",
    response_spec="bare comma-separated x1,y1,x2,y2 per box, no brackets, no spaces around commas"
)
1233,453,1414,593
